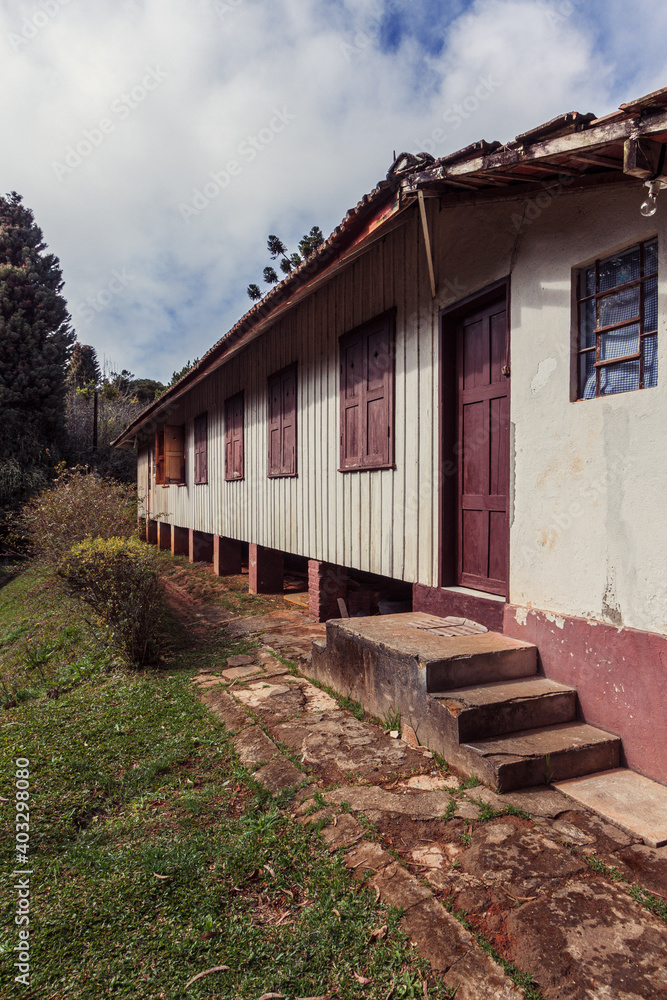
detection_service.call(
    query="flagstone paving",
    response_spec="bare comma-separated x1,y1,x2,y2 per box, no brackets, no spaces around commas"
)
192,615,667,1000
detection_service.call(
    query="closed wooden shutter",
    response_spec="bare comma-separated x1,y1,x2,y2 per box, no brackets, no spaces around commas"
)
225,392,244,480
281,368,296,476
364,320,391,467
155,428,165,484
232,392,244,478
268,374,281,475
339,332,362,469
268,365,297,477
164,424,185,484
194,413,207,484
339,312,394,470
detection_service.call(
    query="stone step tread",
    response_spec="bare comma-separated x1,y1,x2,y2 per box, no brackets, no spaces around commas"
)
554,768,667,848
464,721,621,760
430,677,576,709
330,613,537,663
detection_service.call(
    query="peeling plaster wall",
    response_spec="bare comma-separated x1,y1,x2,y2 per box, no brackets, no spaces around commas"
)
508,184,666,636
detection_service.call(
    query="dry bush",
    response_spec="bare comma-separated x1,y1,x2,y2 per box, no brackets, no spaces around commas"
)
58,537,163,666
20,466,139,565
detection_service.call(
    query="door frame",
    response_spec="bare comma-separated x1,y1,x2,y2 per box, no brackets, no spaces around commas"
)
438,276,511,592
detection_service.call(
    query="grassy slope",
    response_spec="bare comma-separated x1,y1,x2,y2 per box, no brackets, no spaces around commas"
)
0,564,453,1000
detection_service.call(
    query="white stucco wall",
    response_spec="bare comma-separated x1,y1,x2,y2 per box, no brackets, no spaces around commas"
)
507,184,666,635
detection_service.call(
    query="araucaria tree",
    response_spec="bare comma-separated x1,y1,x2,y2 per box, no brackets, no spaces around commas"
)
247,226,324,300
0,191,75,503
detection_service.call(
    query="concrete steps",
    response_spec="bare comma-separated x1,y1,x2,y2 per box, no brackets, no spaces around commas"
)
307,612,623,793
463,721,621,792
430,677,577,741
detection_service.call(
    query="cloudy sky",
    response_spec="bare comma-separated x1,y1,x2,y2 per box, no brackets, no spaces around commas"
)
1,0,666,383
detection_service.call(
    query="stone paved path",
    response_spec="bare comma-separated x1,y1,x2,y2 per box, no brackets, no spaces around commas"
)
193,614,667,1000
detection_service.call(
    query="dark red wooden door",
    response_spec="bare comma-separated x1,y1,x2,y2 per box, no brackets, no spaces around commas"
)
457,299,510,596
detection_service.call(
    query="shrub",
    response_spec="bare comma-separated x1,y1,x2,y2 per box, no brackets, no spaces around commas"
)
20,465,139,566
58,537,162,666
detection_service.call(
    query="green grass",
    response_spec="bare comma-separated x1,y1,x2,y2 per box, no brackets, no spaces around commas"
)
0,564,456,998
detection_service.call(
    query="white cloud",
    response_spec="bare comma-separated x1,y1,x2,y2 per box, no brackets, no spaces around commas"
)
0,0,659,381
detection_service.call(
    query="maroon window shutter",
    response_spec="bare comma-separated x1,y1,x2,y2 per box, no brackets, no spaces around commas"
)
268,373,282,475
230,392,243,479
339,332,362,469
364,321,391,466
155,427,165,484
281,368,296,475
164,424,185,484
194,413,207,484
224,397,233,480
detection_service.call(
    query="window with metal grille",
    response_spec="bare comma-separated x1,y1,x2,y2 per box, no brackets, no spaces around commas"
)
577,238,658,399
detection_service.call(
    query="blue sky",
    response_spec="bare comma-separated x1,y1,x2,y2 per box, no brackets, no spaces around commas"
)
1,0,666,383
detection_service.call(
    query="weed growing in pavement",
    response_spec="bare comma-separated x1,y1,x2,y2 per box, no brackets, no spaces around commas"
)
431,750,450,770
357,813,380,840
339,692,366,720
459,830,472,847
382,705,401,732
458,774,481,789
587,856,667,923
473,800,532,823
442,900,546,1000
443,798,457,822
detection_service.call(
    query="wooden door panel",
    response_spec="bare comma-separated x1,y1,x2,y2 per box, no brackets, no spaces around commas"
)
463,319,487,389
462,401,486,495
490,309,506,383
462,509,488,581
457,297,509,597
488,509,508,585
489,395,509,496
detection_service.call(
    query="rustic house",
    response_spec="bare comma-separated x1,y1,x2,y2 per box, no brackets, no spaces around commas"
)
114,87,667,791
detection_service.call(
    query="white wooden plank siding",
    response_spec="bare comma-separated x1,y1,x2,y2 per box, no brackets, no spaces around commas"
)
145,202,442,587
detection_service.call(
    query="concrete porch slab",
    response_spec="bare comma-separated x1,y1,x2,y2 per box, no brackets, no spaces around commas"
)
554,768,667,847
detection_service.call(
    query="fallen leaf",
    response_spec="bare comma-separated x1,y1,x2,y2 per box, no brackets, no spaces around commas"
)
264,864,276,877
370,924,387,940
184,965,230,988
153,873,171,880
354,973,372,984
257,994,285,1000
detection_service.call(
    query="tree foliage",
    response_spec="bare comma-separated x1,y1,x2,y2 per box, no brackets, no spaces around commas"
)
247,226,324,300
58,536,163,666
20,465,138,566
0,192,75,472
66,343,101,392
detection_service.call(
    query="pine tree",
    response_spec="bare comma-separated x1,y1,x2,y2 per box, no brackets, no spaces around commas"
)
246,226,325,300
67,343,101,392
0,191,75,478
